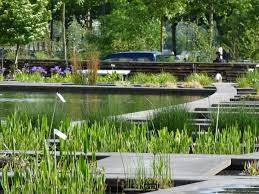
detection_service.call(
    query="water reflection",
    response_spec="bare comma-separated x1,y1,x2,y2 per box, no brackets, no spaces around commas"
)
0,91,203,120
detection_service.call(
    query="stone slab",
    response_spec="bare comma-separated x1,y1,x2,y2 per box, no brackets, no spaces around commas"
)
148,178,259,193
118,83,237,121
97,153,231,179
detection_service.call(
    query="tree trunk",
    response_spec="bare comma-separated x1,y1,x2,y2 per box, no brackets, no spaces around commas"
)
15,44,20,65
171,21,177,55
209,2,214,48
160,17,164,52
62,2,67,65
50,0,54,53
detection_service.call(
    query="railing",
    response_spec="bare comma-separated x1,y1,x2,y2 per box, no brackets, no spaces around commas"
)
3,59,257,81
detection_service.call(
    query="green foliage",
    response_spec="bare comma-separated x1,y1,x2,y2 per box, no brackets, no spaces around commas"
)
98,72,123,83
194,126,256,154
130,73,177,85
34,51,50,60
0,73,4,81
95,0,161,54
1,149,105,193
236,70,259,92
185,73,213,86
15,72,45,82
210,106,259,135
45,73,72,83
0,0,50,45
149,107,193,133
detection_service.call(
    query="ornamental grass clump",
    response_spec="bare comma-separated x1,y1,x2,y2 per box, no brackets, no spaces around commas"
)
71,50,86,84
184,73,213,87
130,73,176,87
87,52,100,85
149,106,193,133
237,70,259,92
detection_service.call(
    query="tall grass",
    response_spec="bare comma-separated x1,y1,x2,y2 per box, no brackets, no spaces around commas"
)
237,70,259,92
0,113,257,155
1,144,106,193
210,106,259,135
87,52,100,85
185,73,213,87
194,126,256,154
71,50,86,84
126,153,173,191
148,106,194,133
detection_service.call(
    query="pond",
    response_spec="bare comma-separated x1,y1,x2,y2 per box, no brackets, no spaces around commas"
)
0,91,204,121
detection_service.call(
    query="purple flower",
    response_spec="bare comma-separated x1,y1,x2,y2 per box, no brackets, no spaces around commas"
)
50,66,62,74
63,67,71,74
30,66,47,75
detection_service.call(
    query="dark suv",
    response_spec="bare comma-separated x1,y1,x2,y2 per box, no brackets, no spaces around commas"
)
102,51,161,62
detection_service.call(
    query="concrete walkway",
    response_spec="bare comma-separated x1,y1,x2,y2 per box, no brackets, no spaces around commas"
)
118,83,237,121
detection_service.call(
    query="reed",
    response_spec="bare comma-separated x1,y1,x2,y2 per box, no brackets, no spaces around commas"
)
148,106,194,133
71,50,86,84
87,52,100,85
210,106,259,135
1,144,106,193
0,113,257,156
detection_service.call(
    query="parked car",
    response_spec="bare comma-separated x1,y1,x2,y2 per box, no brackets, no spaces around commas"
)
102,51,161,62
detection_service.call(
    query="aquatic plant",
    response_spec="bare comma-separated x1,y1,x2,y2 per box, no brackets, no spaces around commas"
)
194,126,256,154
149,106,194,133
1,144,106,193
244,160,259,176
125,153,173,191
210,106,259,135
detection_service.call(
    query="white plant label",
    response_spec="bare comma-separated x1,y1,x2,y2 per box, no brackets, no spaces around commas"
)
56,92,66,103
54,129,67,140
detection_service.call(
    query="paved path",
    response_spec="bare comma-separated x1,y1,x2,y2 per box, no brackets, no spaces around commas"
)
118,83,237,121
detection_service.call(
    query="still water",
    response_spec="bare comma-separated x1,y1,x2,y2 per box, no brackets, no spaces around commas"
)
0,91,203,120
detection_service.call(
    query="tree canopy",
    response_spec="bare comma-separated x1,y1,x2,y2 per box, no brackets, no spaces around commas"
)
0,0,258,61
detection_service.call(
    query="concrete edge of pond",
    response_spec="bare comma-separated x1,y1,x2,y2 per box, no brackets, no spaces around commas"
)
0,81,215,95
117,83,237,121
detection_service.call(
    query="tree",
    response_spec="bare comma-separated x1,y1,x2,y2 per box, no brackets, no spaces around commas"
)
219,0,259,61
143,0,187,52
0,0,50,64
95,0,161,54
